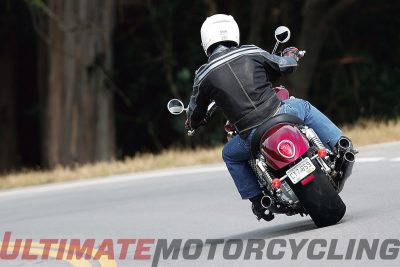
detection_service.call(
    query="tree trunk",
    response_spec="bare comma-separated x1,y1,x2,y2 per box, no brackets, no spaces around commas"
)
288,0,358,98
204,0,217,15
43,0,115,168
247,0,268,45
0,16,18,172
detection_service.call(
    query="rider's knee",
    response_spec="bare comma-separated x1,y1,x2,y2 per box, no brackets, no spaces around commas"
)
222,144,231,162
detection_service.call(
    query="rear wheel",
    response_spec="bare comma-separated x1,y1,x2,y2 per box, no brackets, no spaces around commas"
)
290,160,346,227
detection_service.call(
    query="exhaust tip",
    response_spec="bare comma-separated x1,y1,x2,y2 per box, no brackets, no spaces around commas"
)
338,137,351,150
344,151,355,162
261,195,273,209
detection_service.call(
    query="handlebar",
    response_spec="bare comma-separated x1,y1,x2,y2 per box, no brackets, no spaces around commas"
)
298,50,306,57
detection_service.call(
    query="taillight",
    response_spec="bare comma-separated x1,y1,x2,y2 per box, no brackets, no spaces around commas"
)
301,175,315,186
317,148,328,158
277,140,296,159
272,178,282,189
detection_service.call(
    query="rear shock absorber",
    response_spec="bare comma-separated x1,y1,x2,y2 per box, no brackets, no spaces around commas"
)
303,126,332,174
304,126,325,149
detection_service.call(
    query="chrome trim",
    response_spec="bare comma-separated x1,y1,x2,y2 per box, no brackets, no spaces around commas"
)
277,139,296,159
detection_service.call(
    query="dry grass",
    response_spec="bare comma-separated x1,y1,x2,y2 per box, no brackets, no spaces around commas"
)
342,119,400,147
1,119,399,190
0,147,223,189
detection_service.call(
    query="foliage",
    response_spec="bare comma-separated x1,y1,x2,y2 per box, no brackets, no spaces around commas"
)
114,0,400,154
0,0,399,171
309,0,400,122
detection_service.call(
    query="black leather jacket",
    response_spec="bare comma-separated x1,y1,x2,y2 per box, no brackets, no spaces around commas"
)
187,45,297,134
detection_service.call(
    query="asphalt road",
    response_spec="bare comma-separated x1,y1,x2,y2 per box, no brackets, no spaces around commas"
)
0,142,400,267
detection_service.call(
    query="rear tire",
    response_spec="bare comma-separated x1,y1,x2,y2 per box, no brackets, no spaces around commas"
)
290,161,346,227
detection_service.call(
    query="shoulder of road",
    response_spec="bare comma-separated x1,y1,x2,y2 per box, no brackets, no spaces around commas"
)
1,141,400,199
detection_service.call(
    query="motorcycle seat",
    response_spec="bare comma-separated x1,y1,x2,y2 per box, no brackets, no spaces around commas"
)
250,114,304,158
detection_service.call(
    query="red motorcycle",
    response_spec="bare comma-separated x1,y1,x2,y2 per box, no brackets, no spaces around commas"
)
167,26,356,227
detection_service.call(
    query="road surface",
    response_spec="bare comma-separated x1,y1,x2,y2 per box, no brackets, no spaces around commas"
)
0,142,399,266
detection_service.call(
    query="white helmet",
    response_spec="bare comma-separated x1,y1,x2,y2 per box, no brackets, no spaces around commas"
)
200,14,240,56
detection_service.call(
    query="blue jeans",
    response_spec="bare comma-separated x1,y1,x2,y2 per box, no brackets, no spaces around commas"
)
222,98,342,199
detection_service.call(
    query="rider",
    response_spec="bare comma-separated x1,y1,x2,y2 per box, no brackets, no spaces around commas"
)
186,14,349,221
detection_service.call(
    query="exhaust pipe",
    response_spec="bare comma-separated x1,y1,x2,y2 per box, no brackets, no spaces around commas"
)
337,150,355,192
261,195,273,209
333,136,356,192
341,151,355,179
337,136,352,155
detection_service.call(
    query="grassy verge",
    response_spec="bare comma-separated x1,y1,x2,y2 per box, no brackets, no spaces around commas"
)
341,119,400,146
0,147,223,190
1,119,399,190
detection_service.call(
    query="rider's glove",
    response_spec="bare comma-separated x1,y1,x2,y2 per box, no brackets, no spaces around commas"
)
282,47,302,62
184,119,191,130
185,118,207,131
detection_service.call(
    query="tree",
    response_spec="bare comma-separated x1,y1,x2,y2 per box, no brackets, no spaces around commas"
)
39,0,116,167
285,0,359,98
0,11,18,171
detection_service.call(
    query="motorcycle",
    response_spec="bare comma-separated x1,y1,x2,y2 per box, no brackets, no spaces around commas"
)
167,26,357,228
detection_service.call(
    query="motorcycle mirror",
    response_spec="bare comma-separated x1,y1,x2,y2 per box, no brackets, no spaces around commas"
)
272,26,291,54
167,99,186,115
275,26,291,43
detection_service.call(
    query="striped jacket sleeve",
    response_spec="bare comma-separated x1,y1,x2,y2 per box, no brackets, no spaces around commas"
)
258,48,298,74
187,82,210,129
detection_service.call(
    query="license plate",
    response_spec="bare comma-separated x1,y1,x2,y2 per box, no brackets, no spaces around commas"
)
286,157,316,184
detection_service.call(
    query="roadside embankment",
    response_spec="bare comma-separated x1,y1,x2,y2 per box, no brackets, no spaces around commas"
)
0,119,399,190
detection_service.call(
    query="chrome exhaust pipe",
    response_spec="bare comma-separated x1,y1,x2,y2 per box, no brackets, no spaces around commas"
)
337,136,352,155
341,151,355,179
337,150,355,192
261,195,273,209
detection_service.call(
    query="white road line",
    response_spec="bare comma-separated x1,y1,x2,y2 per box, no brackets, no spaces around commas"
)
0,164,227,199
356,157,386,162
0,154,398,199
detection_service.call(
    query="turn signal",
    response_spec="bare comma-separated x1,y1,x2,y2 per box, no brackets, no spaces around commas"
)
317,148,328,158
272,178,281,189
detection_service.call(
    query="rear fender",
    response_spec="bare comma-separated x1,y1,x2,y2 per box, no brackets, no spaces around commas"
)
260,124,309,170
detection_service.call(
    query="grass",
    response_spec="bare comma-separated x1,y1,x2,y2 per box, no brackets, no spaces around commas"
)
341,119,400,146
0,119,399,190
0,147,223,190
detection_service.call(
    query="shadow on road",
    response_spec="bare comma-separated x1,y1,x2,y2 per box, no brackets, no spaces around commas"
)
179,220,318,254
219,219,317,240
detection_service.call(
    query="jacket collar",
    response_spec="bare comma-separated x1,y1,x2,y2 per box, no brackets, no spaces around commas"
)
208,45,237,62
